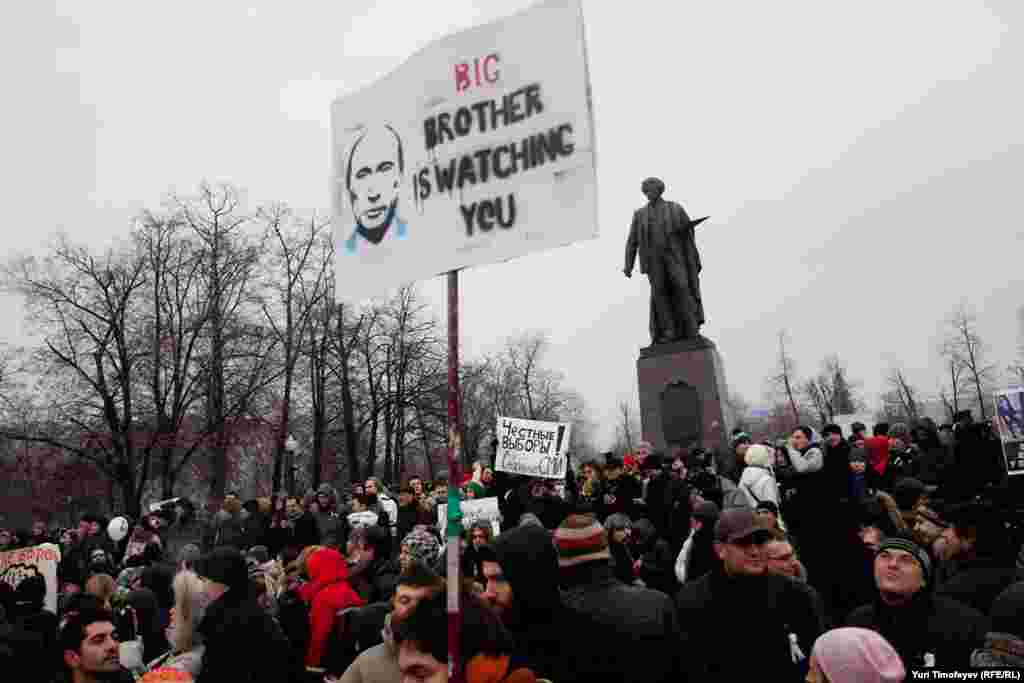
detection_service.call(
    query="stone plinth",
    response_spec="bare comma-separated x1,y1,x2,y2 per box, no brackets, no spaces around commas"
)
637,336,732,455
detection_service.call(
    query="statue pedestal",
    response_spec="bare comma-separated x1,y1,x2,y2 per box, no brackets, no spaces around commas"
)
637,336,732,455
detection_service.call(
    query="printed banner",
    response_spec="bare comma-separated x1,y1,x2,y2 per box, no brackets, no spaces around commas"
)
994,387,1024,476
438,496,502,536
331,0,597,301
495,416,572,479
0,543,61,613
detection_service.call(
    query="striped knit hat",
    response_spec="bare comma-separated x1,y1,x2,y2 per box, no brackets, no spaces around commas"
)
553,514,610,568
878,535,932,587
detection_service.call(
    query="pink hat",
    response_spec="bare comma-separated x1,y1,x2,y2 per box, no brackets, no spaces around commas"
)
811,628,905,683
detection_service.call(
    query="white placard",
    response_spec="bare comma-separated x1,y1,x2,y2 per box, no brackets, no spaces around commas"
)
0,543,62,614
439,496,502,537
331,0,597,301
495,415,572,479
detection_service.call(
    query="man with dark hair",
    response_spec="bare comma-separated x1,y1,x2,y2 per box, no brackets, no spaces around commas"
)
395,589,534,683
58,607,133,683
348,526,399,604
195,546,305,683
335,563,443,683
935,502,1024,614
476,524,570,680
342,125,408,254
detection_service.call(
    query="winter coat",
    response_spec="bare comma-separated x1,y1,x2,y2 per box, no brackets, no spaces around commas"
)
845,591,989,670
197,587,305,683
312,511,344,549
675,565,825,681
205,509,250,551
300,547,365,667
560,561,681,683
739,464,779,508
491,525,573,681
822,439,853,502
338,640,400,683
396,503,431,542
636,537,677,596
935,556,1024,615
599,475,641,520
349,556,399,605
163,518,204,563
608,540,635,585
268,513,320,556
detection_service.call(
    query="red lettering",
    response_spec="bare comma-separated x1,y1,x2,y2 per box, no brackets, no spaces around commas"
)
483,54,500,83
454,63,471,93
454,53,500,93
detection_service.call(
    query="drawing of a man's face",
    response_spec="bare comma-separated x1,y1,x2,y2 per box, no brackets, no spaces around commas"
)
346,126,404,231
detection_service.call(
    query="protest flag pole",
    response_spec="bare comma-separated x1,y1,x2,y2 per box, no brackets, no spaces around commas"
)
446,268,465,683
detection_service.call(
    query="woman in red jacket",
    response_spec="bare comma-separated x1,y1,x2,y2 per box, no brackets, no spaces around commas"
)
300,546,365,667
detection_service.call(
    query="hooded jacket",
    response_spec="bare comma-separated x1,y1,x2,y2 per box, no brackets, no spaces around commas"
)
490,525,569,681
301,547,365,667
845,590,989,670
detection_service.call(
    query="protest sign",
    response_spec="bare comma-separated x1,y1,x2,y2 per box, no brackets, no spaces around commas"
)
495,416,571,479
438,496,502,536
0,543,61,613
331,0,597,301
994,387,1024,476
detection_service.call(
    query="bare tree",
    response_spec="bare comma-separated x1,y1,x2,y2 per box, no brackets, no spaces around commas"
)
769,330,801,426
938,353,966,421
801,355,857,426
886,368,920,422
174,183,265,499
943,303,997,420
614,401,638,454
2,235,151,517
259,206,332,492
1010,305,1024,386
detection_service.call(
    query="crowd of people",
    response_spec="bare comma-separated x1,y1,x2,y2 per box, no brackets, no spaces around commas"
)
2,410,1023,681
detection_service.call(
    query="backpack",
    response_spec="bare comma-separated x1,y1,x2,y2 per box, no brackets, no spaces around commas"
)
275,589,311,663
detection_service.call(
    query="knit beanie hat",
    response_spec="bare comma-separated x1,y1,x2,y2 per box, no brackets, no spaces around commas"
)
877,535,932,587
812,627,905,683
401,527,441,568
553,514,610,568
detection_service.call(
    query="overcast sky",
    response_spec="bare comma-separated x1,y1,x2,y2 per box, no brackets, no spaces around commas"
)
3,0,1021,449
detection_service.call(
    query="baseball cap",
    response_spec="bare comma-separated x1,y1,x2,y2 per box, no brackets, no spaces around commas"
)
715,508,771,544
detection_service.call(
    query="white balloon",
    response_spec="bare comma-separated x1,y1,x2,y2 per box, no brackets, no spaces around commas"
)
107,516,130,542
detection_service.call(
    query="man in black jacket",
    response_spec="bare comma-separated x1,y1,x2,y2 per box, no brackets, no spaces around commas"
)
478,524,572,681
846,534,988,670
554,513,681,683
675,508,824,681
935,501,1024,614
195,547,306,683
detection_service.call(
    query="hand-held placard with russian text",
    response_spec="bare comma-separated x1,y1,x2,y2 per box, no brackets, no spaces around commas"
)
495,416,572,479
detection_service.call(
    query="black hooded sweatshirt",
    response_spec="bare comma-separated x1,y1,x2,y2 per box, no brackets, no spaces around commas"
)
490,525,570,681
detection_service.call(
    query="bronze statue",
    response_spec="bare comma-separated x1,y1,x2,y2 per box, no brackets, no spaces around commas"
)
624,177,708,344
